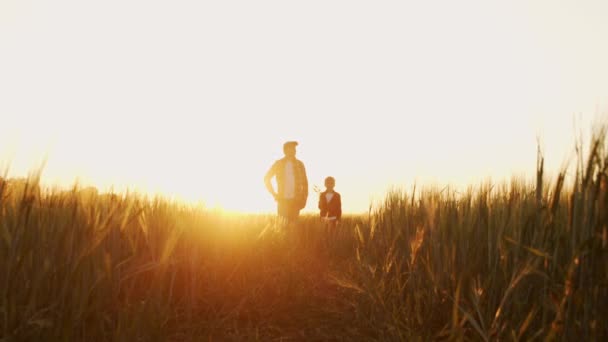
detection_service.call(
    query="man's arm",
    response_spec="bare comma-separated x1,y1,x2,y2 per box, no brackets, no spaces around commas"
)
264,162,278,200
301,162,308,199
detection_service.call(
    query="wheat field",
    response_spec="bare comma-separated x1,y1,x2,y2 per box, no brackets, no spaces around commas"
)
2,130,608,341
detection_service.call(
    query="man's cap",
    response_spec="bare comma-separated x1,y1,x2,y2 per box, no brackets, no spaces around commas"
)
283,141,298,148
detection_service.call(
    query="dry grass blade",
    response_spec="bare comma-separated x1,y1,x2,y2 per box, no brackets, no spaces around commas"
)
2,124,608,340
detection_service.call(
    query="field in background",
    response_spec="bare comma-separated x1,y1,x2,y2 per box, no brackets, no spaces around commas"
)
2,129,608,341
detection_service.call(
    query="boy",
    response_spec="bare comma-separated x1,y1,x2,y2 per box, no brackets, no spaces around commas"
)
318,176,342,230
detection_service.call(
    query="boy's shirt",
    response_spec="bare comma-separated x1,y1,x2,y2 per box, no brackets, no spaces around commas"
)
319,190,342,220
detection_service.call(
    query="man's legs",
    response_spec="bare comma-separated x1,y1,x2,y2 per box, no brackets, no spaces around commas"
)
278,199,300,221
277,200,300,241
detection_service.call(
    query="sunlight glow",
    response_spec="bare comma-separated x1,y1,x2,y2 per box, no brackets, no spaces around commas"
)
1,0,607,213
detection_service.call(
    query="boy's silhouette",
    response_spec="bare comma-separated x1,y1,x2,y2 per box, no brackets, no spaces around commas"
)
318,176,342,230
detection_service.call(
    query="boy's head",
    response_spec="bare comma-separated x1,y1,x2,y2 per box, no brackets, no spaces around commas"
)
324,176,335,190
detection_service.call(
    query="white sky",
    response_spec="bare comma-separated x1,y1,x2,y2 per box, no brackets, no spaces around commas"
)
1,0,608,213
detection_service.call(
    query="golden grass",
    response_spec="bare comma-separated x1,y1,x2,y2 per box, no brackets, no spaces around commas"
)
1,128,608,340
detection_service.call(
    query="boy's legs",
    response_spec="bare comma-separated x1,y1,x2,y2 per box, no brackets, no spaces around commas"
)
324,219,338,242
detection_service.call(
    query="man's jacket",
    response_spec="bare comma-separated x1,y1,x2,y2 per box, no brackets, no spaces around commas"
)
265,157,308,209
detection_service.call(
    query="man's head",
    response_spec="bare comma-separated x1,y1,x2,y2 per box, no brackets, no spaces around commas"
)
283,141,298,159
324,176,335,191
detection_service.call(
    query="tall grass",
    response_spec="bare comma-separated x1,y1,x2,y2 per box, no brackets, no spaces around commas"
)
1,129,608,340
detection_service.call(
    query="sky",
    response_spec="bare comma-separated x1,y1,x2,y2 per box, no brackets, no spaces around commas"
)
1,0,608,213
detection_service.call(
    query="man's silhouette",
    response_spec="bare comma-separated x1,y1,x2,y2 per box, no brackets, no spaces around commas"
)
264,141,308,223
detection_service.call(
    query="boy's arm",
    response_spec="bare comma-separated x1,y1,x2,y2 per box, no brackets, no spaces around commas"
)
319,193,326,217
337,193,342,220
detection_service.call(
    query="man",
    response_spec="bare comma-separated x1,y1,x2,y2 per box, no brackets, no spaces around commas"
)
264,141,308,222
